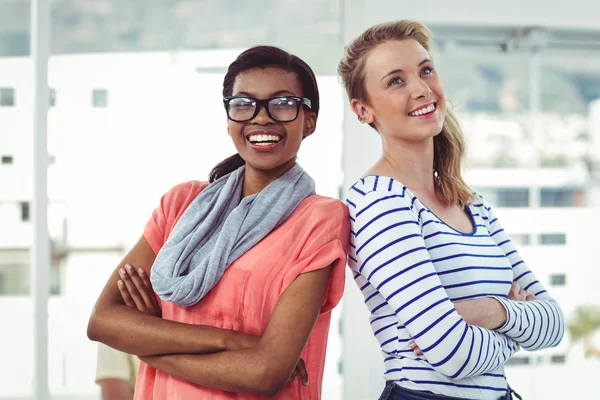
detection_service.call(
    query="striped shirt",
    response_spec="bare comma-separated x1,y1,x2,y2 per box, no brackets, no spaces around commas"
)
346,176,564,399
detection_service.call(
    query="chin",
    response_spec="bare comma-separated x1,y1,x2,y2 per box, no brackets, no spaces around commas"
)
246,159,288,173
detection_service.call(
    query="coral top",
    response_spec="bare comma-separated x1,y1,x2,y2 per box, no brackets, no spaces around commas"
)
134,180,349,399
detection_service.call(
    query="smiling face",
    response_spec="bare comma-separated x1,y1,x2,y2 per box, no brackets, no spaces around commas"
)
353,39,446,144
227,67,316,176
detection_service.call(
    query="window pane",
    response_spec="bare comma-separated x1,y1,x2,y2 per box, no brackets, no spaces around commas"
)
550,355,566,364
476,188,530,208
505,356,530,366
540,188,584,207
49,88,56,107
0,87,15,106
92,89,108,107
550,274,567,286
0,264,28,295
20,201,30,222
539,233,566,245
497,189,530,207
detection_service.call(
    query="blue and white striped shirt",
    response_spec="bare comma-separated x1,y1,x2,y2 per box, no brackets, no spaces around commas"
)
347,176,564,399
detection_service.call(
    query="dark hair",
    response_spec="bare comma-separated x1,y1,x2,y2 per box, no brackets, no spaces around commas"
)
208,45,320,183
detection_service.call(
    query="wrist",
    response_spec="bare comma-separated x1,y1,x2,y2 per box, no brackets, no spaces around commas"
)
489,297,508,330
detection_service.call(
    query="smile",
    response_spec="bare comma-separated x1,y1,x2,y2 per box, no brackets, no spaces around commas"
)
247,133,283,146
408,102,437,117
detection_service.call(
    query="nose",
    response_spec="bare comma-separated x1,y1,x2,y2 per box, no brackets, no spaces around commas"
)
250,103,275,125
409,77,431,100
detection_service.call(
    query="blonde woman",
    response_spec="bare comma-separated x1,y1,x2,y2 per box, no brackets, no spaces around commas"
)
338,21,564,400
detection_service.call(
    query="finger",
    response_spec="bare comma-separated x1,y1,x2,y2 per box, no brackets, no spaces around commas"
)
409,341,423,356
117,280,136,308
125,264,155,311
518,289,528,301
512,281,521,295
138,267,153,290
138,268,161,310
526,294,536,301
119,267,147,312
297,358,309,387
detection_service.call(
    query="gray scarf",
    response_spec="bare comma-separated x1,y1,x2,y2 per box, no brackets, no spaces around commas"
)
150,163,315,307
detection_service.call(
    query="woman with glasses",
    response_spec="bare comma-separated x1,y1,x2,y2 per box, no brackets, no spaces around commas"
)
339,21,564,400
87,45,349,399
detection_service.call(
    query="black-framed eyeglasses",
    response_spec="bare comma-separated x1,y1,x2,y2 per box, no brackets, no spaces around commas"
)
223,96,312,123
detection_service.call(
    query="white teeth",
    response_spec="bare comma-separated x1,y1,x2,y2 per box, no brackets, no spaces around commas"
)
248,134,282,143
410,104,435,116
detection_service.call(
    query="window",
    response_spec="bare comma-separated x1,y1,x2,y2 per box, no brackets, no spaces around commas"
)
49,88,56,107
539,233,566,245
549,273,566,286
0,261,63,296
497,189,530,207
477,188,530,208
505,356,530,366
510,234,530,246
0,264,28,296
20,202,30,222
541,188,584,207
0,88,15,106
1,155,13,164
550,355,566,364
92,89,108,107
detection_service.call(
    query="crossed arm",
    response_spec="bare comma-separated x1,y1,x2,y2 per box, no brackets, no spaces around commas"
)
87,235,334,396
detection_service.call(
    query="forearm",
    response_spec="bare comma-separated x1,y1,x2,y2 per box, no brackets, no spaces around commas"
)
88,304,252,356
454,298,507,330
492,297,565,350
140,347,287,397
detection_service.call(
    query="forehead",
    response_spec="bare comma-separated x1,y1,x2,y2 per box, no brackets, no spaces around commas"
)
364,39,430,82
232,67,302,97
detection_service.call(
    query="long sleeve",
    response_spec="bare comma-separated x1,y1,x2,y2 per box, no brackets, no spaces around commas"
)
478,199,565,350
349,190,519,379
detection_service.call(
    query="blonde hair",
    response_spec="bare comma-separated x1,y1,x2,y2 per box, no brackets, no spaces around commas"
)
338,20,474,208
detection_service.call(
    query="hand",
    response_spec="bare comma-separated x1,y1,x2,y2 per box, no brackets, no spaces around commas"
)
507,281,535,302
287,358,309,387
409,339,424,357
117,263,162,317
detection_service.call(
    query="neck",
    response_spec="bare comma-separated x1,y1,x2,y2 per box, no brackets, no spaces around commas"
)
375,135,436,197
242,159,297,198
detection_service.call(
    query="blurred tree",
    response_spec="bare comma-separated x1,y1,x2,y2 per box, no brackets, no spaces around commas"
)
567,305,600,359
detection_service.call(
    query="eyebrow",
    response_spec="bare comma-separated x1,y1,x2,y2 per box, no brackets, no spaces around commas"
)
380,58,432,82
234,90,297,97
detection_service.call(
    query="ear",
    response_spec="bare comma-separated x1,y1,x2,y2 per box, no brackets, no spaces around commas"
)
351,98,374,125
302,112,317,139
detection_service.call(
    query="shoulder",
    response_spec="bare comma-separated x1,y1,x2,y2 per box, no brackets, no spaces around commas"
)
160,180,209,212
294,195,349,235
469,191,493,214
346,176,415,215
304,195,348,219
163,180,209,201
